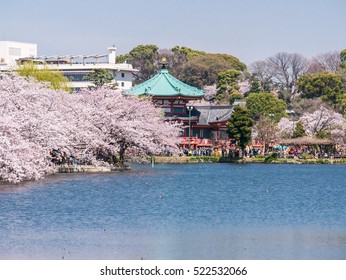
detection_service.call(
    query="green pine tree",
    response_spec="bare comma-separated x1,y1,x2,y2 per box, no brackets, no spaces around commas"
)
250,79,261,93
227,106,253,157
84,69,115,88
292,121,305,138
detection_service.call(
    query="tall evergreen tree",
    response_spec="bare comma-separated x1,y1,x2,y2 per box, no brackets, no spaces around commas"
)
227,106,253,157
292,121,305,138
250,79,261,93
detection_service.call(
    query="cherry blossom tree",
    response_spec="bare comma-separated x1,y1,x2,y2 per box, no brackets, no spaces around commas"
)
253,116,278,154
0,73,95,182
331,128,345,145
0,117,47,183
299,106,344,138
278,117,295,138
0,73,181,183
77,88,181,164
203,84,217,102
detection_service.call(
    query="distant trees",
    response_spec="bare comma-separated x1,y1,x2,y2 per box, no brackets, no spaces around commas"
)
248,60,273,92
297,72,344,109
267,52,308,98
248,48,346,121
248,50,345,100
306,51,341,74
117,44,247,92
117,44,159,84
340,49,346,67
249,53,307,101
216,69,242,103
178,53,246,89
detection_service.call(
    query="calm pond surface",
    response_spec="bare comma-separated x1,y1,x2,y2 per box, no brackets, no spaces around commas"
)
0,163,345,260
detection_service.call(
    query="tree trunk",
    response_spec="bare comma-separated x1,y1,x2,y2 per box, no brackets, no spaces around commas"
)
262,140,266,155
118,143,128,170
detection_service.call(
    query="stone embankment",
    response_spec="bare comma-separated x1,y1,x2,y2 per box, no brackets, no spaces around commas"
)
49,164,130,174
49,157,346,175
57,165,113,173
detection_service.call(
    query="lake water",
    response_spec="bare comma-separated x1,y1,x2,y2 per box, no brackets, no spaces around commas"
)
0,163,345,260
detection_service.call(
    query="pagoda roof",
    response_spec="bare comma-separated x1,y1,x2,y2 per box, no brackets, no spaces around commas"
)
128,68,204,98
194,105,234,125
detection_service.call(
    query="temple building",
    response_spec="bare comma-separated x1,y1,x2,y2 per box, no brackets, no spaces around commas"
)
128,59,233,152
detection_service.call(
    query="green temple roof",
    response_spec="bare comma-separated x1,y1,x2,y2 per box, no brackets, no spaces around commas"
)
128,68,204,98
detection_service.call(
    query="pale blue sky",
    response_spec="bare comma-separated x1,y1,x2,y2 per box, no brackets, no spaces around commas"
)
2,0,346,64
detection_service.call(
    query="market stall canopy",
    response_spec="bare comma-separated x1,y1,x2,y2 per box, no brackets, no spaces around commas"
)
279,137,336,146
272,144,289,151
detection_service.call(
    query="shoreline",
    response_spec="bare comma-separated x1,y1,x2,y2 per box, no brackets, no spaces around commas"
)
43,156,346,178
153,156,346,165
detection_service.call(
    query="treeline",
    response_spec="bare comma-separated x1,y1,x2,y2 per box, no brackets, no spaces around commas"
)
118,44,346,117
116,45,246,95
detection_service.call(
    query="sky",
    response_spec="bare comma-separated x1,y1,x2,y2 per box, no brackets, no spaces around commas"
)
1,0,346,65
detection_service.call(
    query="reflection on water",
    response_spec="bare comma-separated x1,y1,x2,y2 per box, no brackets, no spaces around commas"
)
0,163,345,259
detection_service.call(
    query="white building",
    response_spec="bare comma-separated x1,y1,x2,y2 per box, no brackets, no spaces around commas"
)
0,42,137,90
35,47,137,90
0,41,37,70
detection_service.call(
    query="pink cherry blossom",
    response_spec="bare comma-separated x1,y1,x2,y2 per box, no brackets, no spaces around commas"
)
0,73,181,183
278,117,295,138
300,106,344,136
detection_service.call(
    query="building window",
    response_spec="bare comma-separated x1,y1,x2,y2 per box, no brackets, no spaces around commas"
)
121,73,125,78
172,107,185,113
121,82,124,87
9,47,21,56
64,73,87,81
